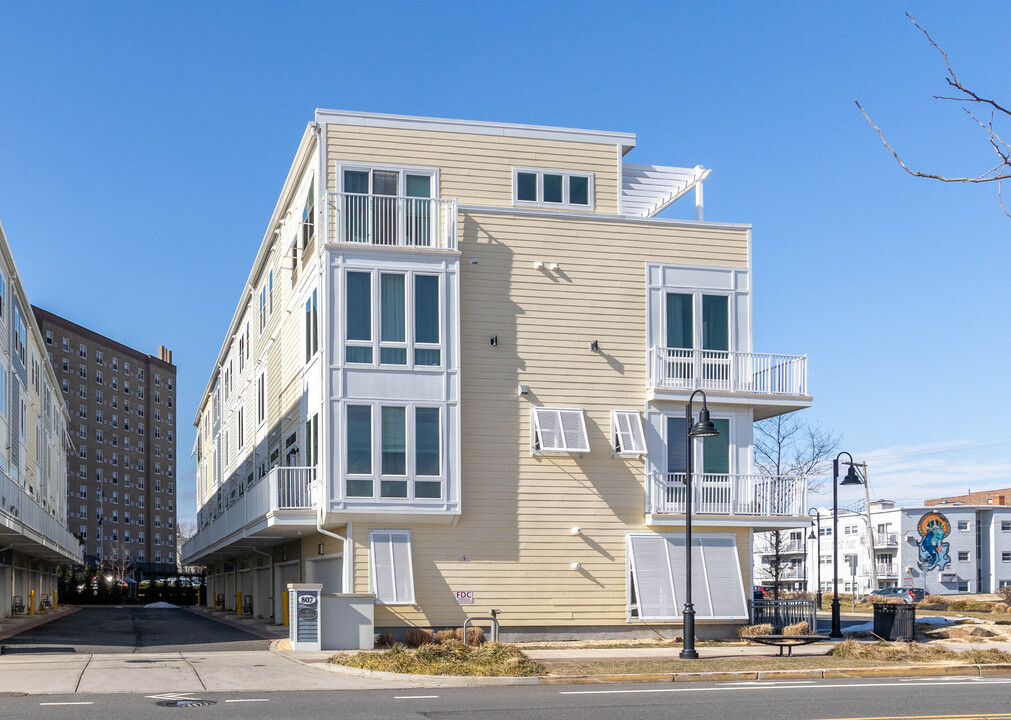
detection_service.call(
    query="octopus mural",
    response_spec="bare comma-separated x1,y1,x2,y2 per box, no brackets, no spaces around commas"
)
917,511,951,572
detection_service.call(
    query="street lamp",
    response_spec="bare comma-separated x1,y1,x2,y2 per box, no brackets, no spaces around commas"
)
831,452,862,639
680,389,720,660
808,508,822,611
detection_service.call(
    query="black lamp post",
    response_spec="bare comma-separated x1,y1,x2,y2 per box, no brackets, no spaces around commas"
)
831,452,862,639
808,508,822,611
680,389,720,660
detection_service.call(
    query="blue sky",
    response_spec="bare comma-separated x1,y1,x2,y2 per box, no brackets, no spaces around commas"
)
1,2,1009,521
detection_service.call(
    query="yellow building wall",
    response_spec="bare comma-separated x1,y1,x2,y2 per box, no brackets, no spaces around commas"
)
349,210,751,629
326,124,621,214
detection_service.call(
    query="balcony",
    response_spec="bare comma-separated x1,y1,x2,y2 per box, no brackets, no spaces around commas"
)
327,192,458,250
874,532,899,546
876,563,898,576
648,473,807,522
0,468,82,563
757,538,808,554
182,467,318,564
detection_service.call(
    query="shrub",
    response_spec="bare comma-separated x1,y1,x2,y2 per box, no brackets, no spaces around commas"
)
453,627,484,645
737,623,774,637
961,648,1011,664
434,630,457,644
924,595,950,607
867,595,904,605
330,640,545,677
404,628,434,647
998,587,1011,605
948,600,993,612
782,621,809,635
374,633,394,649
992,603,1009,614
830,640,957,662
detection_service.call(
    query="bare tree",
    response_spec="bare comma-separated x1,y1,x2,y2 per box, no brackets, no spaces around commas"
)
176,521,197,572
856,13,1011,215
754,415,840,601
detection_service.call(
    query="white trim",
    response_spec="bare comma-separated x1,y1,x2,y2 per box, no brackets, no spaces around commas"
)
512,167,595,211
317,108,636,152
458,203,752,230
611,409,646,457
530,407,590,455
368,528,415,605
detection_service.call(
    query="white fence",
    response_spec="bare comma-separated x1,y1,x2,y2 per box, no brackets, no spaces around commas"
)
328,192,458,249
649,348,807,396
651,473,807,516
0,467,81,562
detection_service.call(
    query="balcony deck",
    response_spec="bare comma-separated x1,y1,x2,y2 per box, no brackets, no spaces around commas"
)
647,348,811,418
647,472,809,529
327,192,458,250
0,468,82,563
182,467,318,564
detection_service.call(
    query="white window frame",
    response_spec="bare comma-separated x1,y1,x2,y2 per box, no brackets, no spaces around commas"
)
513,167,594,210
1002,552,1011,562
611,409,646,457
369,529,415,605
662,411,734,476
530,407,590,455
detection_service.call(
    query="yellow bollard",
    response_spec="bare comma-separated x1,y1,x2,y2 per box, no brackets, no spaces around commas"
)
236,591,242,616
29,589,35,615
282,591,289,626
53,590,58,610
211,591,217,610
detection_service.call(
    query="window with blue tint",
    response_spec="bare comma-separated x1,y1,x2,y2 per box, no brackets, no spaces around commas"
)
305,289,318,362
346,404,372,485
415,407,440,476
702,295,729,351
666,417,687,473
381,406,407,498
517,172,537,201
701,419,731,474
665,293,693,349
414,275,440,366
568,175,589,206
380,273,407,365
346,271,372,363
543,173,563,203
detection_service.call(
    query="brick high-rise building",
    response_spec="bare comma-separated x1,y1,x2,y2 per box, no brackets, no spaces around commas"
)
32,307,177,574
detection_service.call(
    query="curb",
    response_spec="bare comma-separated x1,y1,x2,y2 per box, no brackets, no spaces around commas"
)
183,606,286,641
0,606,80,643
312,660,1011,686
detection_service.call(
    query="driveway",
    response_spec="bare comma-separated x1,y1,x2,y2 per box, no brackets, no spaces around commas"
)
0,607,272,654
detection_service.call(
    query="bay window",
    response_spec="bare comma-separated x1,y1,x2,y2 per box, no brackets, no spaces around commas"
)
345,402,443,501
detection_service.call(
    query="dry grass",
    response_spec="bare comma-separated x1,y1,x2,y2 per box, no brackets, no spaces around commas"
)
329,640,546,677
404,628,434,647
783,622,809,635
374,633,394,648
737,624,774,637
865,595,905,605
830,641,957,662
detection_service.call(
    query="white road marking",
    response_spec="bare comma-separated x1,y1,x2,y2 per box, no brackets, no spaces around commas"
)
146,692,199,700
394,695,440,699
39,702,94,706
559,679,1011,695
225,698,270,703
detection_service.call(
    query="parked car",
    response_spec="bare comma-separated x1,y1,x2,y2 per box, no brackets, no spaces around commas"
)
753,586,772,600
866,587,925,603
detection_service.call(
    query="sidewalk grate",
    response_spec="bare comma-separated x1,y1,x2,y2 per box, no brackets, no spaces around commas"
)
156,700,217,708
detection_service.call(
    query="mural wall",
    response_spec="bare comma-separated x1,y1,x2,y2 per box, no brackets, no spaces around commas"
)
916,511,951,572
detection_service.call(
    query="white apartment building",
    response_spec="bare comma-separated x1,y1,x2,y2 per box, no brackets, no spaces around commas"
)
0,219,82,617
802,501,1011,596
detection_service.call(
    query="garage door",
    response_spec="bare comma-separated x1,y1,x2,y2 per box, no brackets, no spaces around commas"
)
308,557,343,594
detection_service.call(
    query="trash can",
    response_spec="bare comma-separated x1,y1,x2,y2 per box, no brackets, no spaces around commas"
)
873,603,916,641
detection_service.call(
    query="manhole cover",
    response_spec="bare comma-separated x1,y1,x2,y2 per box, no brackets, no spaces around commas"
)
0,691,27,697
156,700,217,708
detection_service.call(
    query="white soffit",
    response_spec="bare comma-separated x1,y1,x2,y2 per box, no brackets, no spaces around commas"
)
622,163,711,218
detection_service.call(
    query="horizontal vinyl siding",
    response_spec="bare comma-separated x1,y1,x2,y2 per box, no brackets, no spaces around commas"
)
352,211,750,628
326,125,620,214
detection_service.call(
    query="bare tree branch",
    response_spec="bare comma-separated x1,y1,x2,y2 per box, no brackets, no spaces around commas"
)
856,13,1011,216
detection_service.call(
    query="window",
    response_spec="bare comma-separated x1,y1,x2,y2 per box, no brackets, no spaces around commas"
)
1003,521,1011,531
302,181,315,249
154,373,161,386
238,407,244,449
305,289,318,362
627,532,747,620
369,530,415,604
1003,552,1011,562
340,168,433,245
611,410,646,456
958,581,970,592
345,271,372,363
514,168,593,209
259,285,267,334
13,307,27,365
958,521,970,531
62,358,69,372
664,291,730,371
305,413,319,469
257,373,265,424
62,337,68,352
112,357,118,371
95,351,103,365
45,331,52,346
268,270,274,316
665,415,730,475
345,270,442,367
79,344,86,359
958,551,970,561
531,407,589,454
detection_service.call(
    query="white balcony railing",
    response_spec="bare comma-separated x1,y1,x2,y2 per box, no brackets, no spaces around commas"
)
648,347,808,396
182,467,318,562
876,563,898,576
0,467,82,562
328,192,458,250
757,538,808,554
874,532,899,546
650,473,807,517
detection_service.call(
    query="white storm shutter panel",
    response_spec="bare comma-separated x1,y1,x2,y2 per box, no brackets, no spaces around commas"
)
699,535,748,619
370,530,415,605
629,534,676,619
612,410,646,455
531,408,589,453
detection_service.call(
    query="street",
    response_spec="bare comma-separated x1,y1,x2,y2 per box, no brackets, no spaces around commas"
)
2,675,1010,719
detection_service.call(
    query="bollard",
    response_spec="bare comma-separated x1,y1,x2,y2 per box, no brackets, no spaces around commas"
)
236,591,242,616
282,591,289,626
29,589,35,615
53,590,58,610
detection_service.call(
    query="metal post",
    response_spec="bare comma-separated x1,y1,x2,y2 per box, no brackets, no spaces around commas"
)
831,457,842,638
815,513,822,611
681,392,700,660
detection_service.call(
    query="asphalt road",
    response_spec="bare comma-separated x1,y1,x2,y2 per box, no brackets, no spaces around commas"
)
0,607,271,654
3,674,1011,720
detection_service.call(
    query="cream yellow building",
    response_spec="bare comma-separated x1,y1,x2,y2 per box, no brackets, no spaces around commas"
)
183,111,811,639
0,219,81,618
